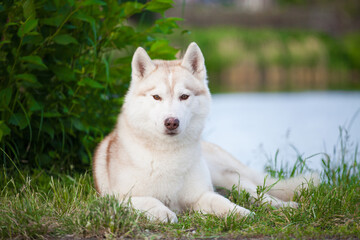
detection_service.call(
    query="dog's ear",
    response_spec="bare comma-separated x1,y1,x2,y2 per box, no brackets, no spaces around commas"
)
181,42,206,80
131,47,156,80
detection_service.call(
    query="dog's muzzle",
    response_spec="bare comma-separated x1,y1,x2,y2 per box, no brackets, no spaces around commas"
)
164,117,179,135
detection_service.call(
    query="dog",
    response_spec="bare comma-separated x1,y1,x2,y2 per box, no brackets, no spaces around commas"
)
93,42,318,223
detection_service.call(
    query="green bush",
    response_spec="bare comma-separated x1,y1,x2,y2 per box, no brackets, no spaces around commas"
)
0,0,180,170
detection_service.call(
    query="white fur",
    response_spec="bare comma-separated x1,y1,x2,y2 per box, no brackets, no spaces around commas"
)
93,42,319,223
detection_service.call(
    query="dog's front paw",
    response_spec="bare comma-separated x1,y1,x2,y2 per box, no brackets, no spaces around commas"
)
283,201,298,208
272,200,299,209
233,205,255,218
146,206,178,223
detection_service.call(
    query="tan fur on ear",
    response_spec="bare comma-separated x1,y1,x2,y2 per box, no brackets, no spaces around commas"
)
181,42,206,79
131,47,156,79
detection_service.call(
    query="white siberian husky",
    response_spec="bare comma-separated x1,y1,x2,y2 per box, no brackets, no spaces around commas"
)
93,42,318,223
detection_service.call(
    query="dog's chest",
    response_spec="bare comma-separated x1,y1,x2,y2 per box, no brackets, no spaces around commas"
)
148,169,185,210
135,151,196,209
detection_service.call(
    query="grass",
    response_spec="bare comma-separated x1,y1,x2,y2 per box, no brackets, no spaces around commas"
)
1,128,359,239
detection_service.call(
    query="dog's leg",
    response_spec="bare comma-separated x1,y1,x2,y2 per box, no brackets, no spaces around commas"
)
214,166,298,208
192,191,253,217
125,196,178,223
214,171,299,208
202,142,298,208
231,179,299,208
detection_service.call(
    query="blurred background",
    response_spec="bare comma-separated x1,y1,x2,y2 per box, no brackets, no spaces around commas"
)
167,0,360,92
163,0,360,171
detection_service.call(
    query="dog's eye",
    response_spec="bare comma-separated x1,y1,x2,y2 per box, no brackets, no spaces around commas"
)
152,95,162,101
180,94,189,101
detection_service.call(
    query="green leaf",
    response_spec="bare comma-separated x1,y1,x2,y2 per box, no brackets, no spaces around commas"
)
17,19,38,37
78,0,106,7
29,97,43,111
15,73,38,83
0,121,11,141
80,150,90,164
78,77,104,89
181,29,191,35
43,112,62,118
20,55,48,69
22,0,36,20
0,40,11,49
50,65,75,82
0,87,12,108
4,22,18,28
146,0,173,13
9,112,28,130
53,34,78,45
72,118,88,132
157,17,182,24
152,0,174,3
23,33,43,45
73,11,95,25
154,17,182,34
149,40,178,59
15,74,42,88
122,2,144,16
67,0,75,6
38,153,51,166
42,15,66,27
42,122,54,139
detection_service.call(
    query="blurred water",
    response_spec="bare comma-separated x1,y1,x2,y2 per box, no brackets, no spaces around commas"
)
203,91,360,173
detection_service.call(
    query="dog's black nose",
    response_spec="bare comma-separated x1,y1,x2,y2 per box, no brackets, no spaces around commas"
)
164,117,179,130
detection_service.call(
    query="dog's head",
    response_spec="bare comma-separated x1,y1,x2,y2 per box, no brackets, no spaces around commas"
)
123,42,211,143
